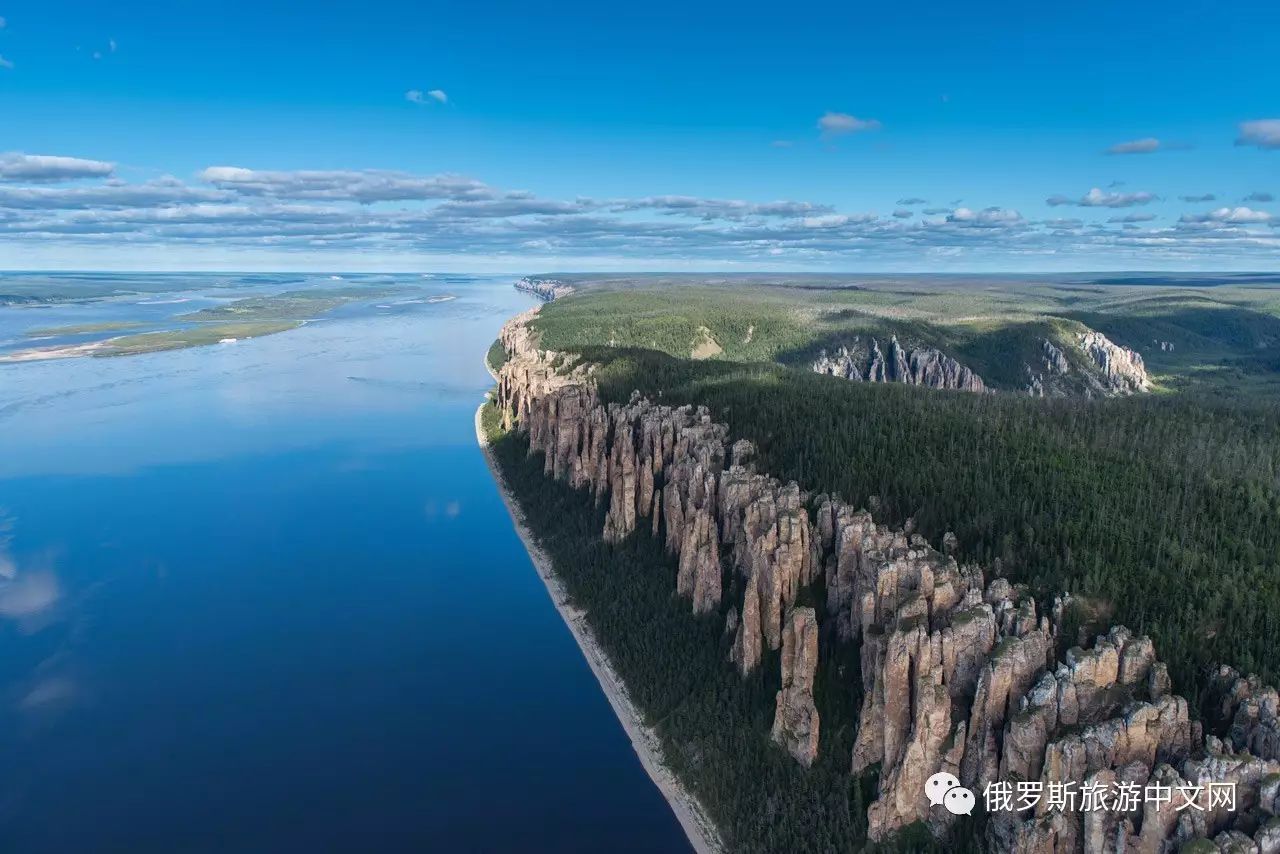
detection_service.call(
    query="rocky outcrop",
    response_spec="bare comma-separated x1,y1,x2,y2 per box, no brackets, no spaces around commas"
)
1204,667,1280,762
1027,338,1073,396
493,300,1278,854
515,276,574,301
813,335,986,393
771,607,821,766
1029,332,1155,398
1077,330,1151,394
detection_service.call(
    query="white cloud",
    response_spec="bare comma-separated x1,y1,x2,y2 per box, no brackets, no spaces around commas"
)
1180,206,1272,224
1236,119,1280,150
0,178,225,209
817,112,882,137
3,154,1279,268
946,207,1025,227
1047,188,1157,208
802,214,854,228
406,89,448,105
0,153,116,182
1107,137,1161,155
613,195,833,220
892,209,913,219
1180,194,1216,203
198,166,492,203
1108,213,1156,223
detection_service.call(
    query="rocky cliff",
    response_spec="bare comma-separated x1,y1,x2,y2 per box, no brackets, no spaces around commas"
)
514,276,575,301
1077,331,1152,394
1027,331,1153,397
813,335,987,393
494,304,1278,854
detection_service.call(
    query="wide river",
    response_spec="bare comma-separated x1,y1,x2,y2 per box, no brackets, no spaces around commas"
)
0,273,690,852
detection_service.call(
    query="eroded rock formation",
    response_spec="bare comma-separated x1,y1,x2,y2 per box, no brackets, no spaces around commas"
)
514,276,574,301
772,607,821,766
493,302,1277,854
1077,330,1152,394
813,335,987,393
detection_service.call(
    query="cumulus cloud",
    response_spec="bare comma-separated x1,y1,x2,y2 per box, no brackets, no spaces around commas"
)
1236,119,1280,150
946,207,1024,228
1108,213,1157,223
1180,206,1273,224
0,177,225,210
801,213,876,228
612,195,833,220
406,89,448,105
1180,194,1216,203
0,153,115,182
1244,191,1274,203
1107,137,1161,155
1047,188,1157,208
3,153,1278,267
198,166,491,203
818,112,882,137
896,197,928,205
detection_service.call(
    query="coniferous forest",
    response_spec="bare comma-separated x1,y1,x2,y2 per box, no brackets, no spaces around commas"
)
576,346,1280,701
489,420,986,853
487,278,1280,851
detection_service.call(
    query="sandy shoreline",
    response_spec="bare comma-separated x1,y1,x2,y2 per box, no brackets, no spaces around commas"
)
474,390,724,854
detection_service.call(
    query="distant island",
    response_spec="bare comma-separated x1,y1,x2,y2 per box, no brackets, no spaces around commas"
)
2,285,457,362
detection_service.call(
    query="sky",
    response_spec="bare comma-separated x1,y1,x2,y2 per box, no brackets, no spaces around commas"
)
0,0,1277,272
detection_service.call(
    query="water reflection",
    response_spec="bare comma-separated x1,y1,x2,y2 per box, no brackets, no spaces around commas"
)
0,274,693,853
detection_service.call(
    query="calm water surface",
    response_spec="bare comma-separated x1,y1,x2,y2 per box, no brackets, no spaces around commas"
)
0,274,690,852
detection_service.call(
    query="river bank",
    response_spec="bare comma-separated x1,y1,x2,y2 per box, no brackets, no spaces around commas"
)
473,392,724,854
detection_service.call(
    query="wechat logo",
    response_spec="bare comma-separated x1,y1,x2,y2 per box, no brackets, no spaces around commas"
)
926,771,975,816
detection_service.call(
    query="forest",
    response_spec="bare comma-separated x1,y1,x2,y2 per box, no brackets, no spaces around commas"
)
488,419,985,852
486,276,1280,849
571,345,1280,700
528,277,1280,398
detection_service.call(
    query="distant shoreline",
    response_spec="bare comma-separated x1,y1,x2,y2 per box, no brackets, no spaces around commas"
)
473,387,723,854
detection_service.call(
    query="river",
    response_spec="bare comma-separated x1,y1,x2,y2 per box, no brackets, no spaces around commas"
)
0,273,691,852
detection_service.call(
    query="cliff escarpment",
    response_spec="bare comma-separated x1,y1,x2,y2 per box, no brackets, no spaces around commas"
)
812,335,988,393
812,329,1152,398
492,306,1280,854
515,276,575,302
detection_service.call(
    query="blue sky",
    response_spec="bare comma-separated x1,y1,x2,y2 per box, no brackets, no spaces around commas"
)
0,0,1277,271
